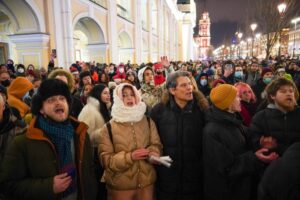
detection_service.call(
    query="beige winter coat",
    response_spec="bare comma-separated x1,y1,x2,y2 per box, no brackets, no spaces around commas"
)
99,116,162,190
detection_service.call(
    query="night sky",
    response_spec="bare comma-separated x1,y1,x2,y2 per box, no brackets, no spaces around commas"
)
194,0,300,47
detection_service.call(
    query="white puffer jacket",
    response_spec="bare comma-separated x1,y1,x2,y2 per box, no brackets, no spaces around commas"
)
78,96,106,147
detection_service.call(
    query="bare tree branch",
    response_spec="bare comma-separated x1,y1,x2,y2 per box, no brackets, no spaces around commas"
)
253,0,297,58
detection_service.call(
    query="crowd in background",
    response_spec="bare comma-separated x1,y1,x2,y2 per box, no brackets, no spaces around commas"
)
0,54,300,200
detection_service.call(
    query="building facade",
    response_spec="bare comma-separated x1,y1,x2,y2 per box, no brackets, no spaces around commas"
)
194,12,211,60
288,28,300,57
0,0,196,68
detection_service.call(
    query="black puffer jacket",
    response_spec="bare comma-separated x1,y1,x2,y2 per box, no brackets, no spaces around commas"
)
249,105,300,156
203,107,263,200
252,79,267,106
258,142,300,200
150,91,208,200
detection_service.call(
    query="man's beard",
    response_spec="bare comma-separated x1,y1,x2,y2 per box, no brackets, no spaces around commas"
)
276,100,296,112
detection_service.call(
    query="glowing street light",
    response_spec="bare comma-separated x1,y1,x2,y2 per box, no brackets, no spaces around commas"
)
237,32,243,58
277,2,287,56
237,32,243,39
250,23,257,32
250,23,258,57
277,2,287,18
255,33,261,57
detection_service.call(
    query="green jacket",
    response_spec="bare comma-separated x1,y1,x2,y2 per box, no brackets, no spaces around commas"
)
0,117,98,200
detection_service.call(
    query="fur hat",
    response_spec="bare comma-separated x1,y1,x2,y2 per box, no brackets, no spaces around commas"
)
31,79,72,115
210,84,237,110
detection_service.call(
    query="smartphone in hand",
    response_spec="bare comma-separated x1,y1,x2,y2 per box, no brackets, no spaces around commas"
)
66,167,76,178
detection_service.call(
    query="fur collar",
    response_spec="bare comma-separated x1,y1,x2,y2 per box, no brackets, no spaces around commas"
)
161,90,209,111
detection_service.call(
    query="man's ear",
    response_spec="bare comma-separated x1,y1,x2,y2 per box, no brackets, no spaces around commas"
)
270,94,276,101
39,108,44,115
169,88,176,96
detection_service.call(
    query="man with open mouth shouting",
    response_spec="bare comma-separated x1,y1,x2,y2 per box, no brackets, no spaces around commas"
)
0,79,98,200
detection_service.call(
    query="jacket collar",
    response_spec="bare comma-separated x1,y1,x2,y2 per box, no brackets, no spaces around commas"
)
27,116,88,140
169,95,193,113
209,106,243,126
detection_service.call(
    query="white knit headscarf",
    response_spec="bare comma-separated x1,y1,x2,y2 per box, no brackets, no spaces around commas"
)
111,83,146,123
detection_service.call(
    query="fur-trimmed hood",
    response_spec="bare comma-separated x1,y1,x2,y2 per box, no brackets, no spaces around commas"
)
48,69,75,92
161,89,209,111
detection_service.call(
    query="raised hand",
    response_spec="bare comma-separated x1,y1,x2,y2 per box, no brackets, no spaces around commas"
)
160,56,170,68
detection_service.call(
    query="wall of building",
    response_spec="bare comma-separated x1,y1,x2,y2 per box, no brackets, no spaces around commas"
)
0,0,196,69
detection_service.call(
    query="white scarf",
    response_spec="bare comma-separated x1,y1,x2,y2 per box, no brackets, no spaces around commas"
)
111,84,146,123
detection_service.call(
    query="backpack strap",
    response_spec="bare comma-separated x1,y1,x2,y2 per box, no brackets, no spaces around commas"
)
146,116,151,129
106,121,113,144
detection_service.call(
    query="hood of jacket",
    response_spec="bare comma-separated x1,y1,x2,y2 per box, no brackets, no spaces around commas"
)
8,77,33,99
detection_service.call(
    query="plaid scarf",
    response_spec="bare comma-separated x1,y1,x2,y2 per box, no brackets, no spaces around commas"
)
38,115,77,197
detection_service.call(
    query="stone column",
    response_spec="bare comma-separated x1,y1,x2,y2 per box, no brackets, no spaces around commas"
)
134,0,142,64
107,0,118,63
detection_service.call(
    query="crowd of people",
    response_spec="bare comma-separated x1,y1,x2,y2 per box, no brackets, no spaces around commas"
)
0,54,299,200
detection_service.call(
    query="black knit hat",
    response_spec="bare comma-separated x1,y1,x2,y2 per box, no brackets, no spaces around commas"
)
31,79,72,115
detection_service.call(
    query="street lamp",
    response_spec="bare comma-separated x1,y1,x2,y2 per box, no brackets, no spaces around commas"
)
250,23,257,57
247,38,252,58
240,40,245,58
255,33,261,57
277,2,287,18
277,2,287,56
231,44,236,59
291,17,300,57
237,32,243,58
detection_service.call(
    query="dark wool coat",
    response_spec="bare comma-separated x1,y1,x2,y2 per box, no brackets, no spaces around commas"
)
249,105,300,156
150,90,208,200
0,117,98,200
203,107,263,200
258,142,300,200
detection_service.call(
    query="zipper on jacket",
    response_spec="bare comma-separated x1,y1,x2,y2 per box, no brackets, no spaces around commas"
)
178,113,183,198
284,114,288,144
